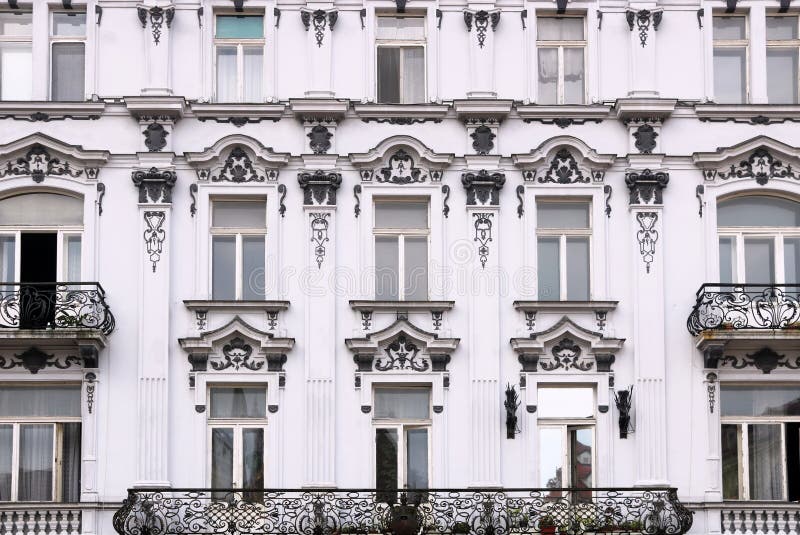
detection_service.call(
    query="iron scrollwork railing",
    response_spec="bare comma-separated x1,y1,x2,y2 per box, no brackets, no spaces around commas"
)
0,282,115,335
113,488,693,535
687,284,800,335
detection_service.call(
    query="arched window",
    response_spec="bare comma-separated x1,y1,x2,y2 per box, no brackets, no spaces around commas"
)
717,195,800,283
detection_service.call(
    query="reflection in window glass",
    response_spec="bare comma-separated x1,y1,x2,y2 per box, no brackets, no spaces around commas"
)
721,424,741,500
18,424,54,501
539,427,564,489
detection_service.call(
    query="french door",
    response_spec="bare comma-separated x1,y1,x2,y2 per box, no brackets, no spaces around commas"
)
538,425,594,502
209,424,265,502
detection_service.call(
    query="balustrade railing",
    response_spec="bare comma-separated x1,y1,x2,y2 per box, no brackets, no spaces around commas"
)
113,488,694,535
0,506,82,535
719,503,800,535
687,284,800,335
0,282,115,335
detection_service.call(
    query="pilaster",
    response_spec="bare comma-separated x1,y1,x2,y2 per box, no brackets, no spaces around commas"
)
137,4,175,95
300,7,338,98
463,8,500,98
625,5,662,97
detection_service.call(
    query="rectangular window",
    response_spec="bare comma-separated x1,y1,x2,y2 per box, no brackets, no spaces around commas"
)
766,15,800,104
211,199,266,300
536,200,591,301
376,16,425,104
0,11,33,100
214,15,264,103
713,15,748,104
0,385,81,503
536,17,586,105
50,12,86,101
374,200,429,301
720,385,800,501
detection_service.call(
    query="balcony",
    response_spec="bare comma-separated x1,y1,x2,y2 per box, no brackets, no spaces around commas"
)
687,284,800,336
113,488,693,535
0,283,115,336
717,503,800,535
0,504,82,535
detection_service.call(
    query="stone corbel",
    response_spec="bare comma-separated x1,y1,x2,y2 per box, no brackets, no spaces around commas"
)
462,169,506,206
298,170,342,206
625,168,669,206
132,167,177,204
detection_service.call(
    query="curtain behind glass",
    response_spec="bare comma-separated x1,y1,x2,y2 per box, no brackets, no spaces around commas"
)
0,425,11,501
211,428,233,499
404,236,427,300
216,46,237,102
375,236,399,300
406,428,428,489
19,424,54,501
537,48,558,104
713,48,747,104
0,386,80,417
241,237,265,300
563,48,585,104
537,237,560,300
0,193,83,226
374,388,430,419
61,423,81,503
375,429,398,502
566,237,589,300
242,47,263,102
748,424,784,500
66,236,81,282
51,43,85,101
402,47,424,104
0,236,14,287
212,236,236,300
210,387,266,419
767,49,799,104
377,47,400,104
721,424,741,499
242,428,264,502
0,44,33,100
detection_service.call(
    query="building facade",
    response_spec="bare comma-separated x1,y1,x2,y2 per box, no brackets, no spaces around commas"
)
0,0,799,534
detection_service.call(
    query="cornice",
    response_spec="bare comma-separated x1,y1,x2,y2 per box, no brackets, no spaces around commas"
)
694,104,800,125
352,103,451,123
453,99,514,121
289,98,349,121
0,101,106,121
123,96,187,119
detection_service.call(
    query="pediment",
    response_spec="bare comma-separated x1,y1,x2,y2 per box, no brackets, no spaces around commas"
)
512,136,615,183
185,135,290,182
349,136,453,183
178,315,295,356
0,133,109,182
693,136,800,184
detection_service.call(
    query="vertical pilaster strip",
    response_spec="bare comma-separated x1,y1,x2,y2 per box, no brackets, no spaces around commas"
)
626,7,661,97
301,8,337,98
80,358,99,504
464,9,500,98
138,5,175,95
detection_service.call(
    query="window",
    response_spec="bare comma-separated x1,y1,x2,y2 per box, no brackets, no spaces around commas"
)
536,200,591,301
376,16,425,104
211,199,266,300
720,385,800,501
766,15,800,103
214,15,264,103
373,387,430,497
717,196,800,284
713,15,749,104
536,17,586,105
0,385,82,502
374,200,429,301
0,11,33,100
50,11,85,101
537,386,595,501
208,386,266,500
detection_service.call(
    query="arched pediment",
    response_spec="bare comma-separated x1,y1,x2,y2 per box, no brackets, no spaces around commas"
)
185,135,290,182
510,316,624,373
349,136,454,183
693,136,800,185
178,315,295,357
512,136,615,183
0,133,109,183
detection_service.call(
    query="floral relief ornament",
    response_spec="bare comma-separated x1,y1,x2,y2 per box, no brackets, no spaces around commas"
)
710,148,800,186
0,145,82,183
143,211,166,273
636,211,659,273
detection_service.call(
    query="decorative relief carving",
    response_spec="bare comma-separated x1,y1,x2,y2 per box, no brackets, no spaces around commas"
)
540,338,593,371
354,185,361,217
470,125,495,155
0,348,81,374
97,183,106,216
375,334,429,371
604,185,612,217
298,170,342,205
473,212,494,268
626,9,661,47
540,148,590,184
212,147,274,182
310,212,330,268
132,168,176,203
138,6,174,45
720,347,800,374
143,123,168,152
706,372,717,414
143,211,166,272
378,149,427,184
85,372,96,414
307,125,333,154
441,185,451,218
625,169,669,205
0,145,83,183
635,211,659,274
210,337,264,371
464,10,500,48
301,9,337,47
633,124,658,154
707,148,800,185
278,184,287,217
516,185,524,218
462,170,505,205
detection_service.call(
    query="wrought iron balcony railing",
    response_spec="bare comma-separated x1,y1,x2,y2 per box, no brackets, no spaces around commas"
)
0,282,115,336
112,488,694,535
687,284,800,335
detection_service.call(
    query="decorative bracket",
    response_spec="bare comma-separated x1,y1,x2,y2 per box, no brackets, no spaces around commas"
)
614,386,634,439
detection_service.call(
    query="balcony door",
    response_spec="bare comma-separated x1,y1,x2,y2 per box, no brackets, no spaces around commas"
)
19,233,57,329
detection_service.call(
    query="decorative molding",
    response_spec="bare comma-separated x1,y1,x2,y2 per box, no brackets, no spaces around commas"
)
431,311,443,331
614,387,633,438
189,183,198,217
310,212,330,268
361,405,371,414
515,185,524,218
85,372,96,414
540,148,591,184
604,185,612,217
462,170,505,205
96,183,106,216
301,9,337,47
0,144,84,182
473,212,493,268
353,185,361,217
210,337,264,371
132,168,176,203
375,334,429,372
625,169,669,205
635,212,659,274
695,185,704,217
596,310,608,332
195,310,207,331
143,211,166,272
361,117,443,125
711,148,800,185
524,311,536,331
266,311,278,330
470,125,495,155
522,117,603,128
143,122,168,152
361,311,372,330
212,147,275,182
0,348,81,374
138,6,174,45
626,9,661,47
720,347,800,374
505,384,520,439
378,149,427,184
540,338,593,372
706,372,717,413
298,170,342,205
633,124,658,154
441,185,450,218
307,125,333,154
464,10,500,48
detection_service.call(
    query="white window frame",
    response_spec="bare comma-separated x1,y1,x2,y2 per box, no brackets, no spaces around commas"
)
712,12,750,104
375,14,427,104
717,230,800,283
0,229,83,282
48,10,86,101
0,10,33,100
766,13,800,104
209,197,267,300
535,198,593,301
372,198,430,301
535,15,587,105
212,12,266,103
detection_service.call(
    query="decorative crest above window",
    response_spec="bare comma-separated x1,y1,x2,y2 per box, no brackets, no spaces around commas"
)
185,135,290,183
350,136,453,184
512,137,614,184
0,135,108,182
463,9,500,48
694,137,800,186
213,147,273,182
541,148,591,184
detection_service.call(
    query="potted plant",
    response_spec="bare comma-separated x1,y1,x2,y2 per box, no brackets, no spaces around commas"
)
539,515,557,535
452,522,471,534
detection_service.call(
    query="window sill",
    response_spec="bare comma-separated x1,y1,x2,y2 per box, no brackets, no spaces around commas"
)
515,103,611,125
352,103,450,123
189,102,287,124
695,103,800,124
0,101,105,121
613,98,677,121
453,98,514,121
349,300,454,313
124,96,186,119
513,300,618,314
289,98,349,121
183,300,290,312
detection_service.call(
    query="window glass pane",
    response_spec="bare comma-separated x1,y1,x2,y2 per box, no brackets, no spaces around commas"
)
216,15,264,38
539,427,564,489
563,47,584,104
537,48,558,104
0,425,11,501
375,236,399,300
714,48,747,104
210,387,266,419
404,236,427,300
242,428,264,497
538,387,594,418
0,193,82,226
18,424,54,501
785,238,800,284
241,237,265,300
242,46,263,102
721,424,741,500
0,386,80,417
0,12,32,35
374,388,430,419
767,48,798,104
744,238,775,284
748,424,784,500
537,18,584,40
713,16,746,40
216,46,237,102
212,236,236,300
212,201,266,228
402,47,425,104
0,236,14,284
66,236,81,281
375,202,428,229
377,47,401,104
406,428,428,489
719,236,736,284
211,428,233,495
566,237,590,300
721,385,800,417
767,16,798,40
376,17,425,40
0,43,32,100
375,428,398,495
52,13,86,36
718,196,800,227
570,428,593,491
61,423,81,503
52,42,85,101
537,237,560,301
537,202,590,229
